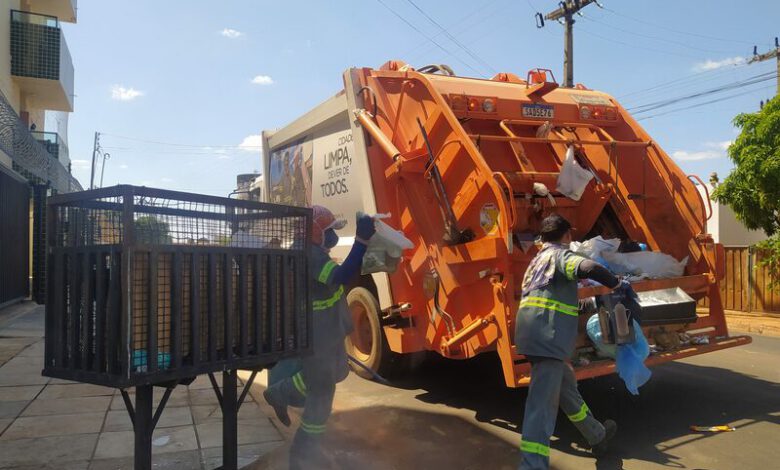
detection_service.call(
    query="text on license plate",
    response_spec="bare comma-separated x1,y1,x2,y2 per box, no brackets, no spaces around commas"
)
522,104,554,119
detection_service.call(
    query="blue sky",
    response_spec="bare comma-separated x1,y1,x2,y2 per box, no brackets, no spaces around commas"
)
61,0,780,196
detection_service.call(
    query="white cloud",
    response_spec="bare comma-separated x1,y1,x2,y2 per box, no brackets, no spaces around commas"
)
119,164,129,169
220,28,244,39
111,85,144,101
672,150,721,161
709,140,732,151
239,134,263,152
161,177,174,183
693,56,745,72
251,75,274,85
672,141,732,161
71,159,90,168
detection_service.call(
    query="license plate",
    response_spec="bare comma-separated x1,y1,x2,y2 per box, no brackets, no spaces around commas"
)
522,104,554,119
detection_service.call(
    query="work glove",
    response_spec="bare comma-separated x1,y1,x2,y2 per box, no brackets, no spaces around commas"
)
616,279,635,297
356,214,376,243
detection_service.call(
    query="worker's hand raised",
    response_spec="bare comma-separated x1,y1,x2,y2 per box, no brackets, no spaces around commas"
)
356,214,376,242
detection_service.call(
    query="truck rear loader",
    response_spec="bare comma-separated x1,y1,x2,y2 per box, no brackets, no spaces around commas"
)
263,60,751,388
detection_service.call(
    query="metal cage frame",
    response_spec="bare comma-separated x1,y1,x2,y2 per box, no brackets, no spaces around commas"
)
44,185,313,388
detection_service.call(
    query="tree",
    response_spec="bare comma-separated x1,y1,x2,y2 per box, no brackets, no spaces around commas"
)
712,96,780,285
134,216,172,244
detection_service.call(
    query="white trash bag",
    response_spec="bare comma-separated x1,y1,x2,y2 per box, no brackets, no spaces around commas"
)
570,235,621,260
361,213,414,274
556,145,594,201
602,251,688,279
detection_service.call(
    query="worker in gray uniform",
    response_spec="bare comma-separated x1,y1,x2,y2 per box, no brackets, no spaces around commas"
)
264,205,376,469
516,214,624,470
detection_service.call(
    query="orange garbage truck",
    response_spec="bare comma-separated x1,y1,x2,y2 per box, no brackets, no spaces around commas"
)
262,60,751,388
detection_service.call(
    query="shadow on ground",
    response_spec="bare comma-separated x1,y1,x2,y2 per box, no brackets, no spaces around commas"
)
248,403,519,470
388,349,780,469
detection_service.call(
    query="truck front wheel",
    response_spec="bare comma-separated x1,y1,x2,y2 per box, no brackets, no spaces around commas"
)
345,287,394,379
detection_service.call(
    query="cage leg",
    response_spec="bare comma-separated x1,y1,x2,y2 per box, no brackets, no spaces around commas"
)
120,389,135,428
208,372,223,408
215,369,239,470
134,385,154,470
237,370,258,411
152,386,174,429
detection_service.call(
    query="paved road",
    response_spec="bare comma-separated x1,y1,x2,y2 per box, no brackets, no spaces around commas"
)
269,334,780,470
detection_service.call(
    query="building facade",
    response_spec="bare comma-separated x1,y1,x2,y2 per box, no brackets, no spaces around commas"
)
697,184,768,247
0,0,79,306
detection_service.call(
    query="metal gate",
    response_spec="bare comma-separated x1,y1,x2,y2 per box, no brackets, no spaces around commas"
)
0,164,30,307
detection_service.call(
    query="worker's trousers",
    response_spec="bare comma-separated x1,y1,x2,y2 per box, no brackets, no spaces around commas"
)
519,357,606,470
266,340,349,465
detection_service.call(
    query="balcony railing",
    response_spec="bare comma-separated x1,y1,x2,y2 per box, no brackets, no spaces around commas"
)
31,131,69,164
10,10,74,112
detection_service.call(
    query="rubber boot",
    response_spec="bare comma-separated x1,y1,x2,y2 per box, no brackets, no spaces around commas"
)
263,386,291,427
590,419,617,457
289,430,330,470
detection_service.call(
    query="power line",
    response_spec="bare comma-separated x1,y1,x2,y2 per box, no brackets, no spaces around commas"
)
577,27,701,59
404,0,497,75
581,14,743,55
99,132,262,148
617,61,751,101
403,0,502,65
601,6,765,48
374,0,484,77
629,71,777,114
637,84,775,121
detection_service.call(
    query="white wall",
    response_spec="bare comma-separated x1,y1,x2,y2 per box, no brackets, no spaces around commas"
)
698,184,768,246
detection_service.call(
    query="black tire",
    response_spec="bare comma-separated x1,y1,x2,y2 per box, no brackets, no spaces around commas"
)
345,287,392,379
345,287,426,380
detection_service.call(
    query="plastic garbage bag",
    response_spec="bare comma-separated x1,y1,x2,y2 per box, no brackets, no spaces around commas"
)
602,251,688,279
616,320,652,395
586,314,617,359
361,213,414,274
570,236,621,260
556,145,594,201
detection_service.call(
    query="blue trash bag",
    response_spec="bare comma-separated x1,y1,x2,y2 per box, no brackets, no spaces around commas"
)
131,350,171,372
268,358,303,386
586,314,617,359
616,320,652,395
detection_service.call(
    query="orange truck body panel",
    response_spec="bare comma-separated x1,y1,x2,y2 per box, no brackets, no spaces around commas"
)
344,60,749,387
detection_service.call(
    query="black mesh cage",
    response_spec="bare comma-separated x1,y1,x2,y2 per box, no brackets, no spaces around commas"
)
44,185,312,388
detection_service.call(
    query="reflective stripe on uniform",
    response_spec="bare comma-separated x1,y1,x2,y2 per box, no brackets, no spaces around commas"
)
520,440,550,457
318,261,338,283
520,296,579,317
300,420,327,434
313,285,344,311
292,372,307,397
565,257,582,280
567,402,590,422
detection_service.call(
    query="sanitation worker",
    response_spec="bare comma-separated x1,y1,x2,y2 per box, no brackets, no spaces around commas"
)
516,214,623,470
263,205,375,469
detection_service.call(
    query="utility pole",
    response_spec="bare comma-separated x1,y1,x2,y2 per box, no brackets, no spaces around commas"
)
99,153,110,188
89,131,100,190
536,0,600,88
749,37,780,96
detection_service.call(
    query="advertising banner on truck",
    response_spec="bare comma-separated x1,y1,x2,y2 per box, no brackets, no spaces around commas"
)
268,138,313,207
269,121,361,234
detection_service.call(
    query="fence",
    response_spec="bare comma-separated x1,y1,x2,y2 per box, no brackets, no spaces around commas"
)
700,246,779,314
0,89,81,193
0,165,30,307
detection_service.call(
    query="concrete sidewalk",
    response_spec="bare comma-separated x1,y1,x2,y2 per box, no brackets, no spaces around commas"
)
0,302,284,469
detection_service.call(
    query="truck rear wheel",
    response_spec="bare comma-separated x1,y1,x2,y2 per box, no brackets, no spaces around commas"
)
345,287,392,379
